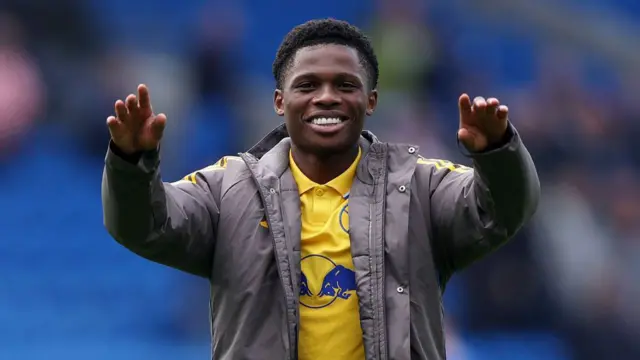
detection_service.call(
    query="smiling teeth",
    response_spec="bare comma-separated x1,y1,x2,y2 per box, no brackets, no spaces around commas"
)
311,117,342,125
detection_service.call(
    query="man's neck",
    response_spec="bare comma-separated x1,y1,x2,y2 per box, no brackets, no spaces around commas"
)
291,144,359,184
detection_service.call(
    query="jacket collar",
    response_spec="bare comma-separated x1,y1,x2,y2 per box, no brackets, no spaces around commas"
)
244,123,382,180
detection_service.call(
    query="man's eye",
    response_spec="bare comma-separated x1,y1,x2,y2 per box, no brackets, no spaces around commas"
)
297,83,314,89
340,83,357,89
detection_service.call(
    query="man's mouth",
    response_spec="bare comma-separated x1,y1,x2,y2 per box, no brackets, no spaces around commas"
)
308,117,345,126
304,115,349,134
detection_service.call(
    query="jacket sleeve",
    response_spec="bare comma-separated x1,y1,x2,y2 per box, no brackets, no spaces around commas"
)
426,123,540,280
101,141,225,278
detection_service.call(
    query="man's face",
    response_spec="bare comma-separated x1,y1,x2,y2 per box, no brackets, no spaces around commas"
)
274,44,378,156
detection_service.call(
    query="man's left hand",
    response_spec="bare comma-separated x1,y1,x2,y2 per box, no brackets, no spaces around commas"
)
457,93,509,152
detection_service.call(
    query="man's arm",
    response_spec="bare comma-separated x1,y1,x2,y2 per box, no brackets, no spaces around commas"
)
427,123,540,279
102,141,223,278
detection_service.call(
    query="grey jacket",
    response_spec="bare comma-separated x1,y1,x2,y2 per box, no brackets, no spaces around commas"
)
102,123,540,360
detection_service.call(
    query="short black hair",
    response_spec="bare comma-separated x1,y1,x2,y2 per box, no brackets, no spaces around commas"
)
272,18,379,91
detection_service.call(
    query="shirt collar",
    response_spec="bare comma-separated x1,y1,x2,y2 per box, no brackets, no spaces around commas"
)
289,147,361,198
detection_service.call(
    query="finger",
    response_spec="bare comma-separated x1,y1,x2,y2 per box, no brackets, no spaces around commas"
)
114,100,129,121
125,94,139,116
138,84,152,111
459,93,474,128
472,96,487,116
151,113,167,141
458,93,472,113
106,115,124,138
486,97,499,115
106,115,121,131
496,105,509,120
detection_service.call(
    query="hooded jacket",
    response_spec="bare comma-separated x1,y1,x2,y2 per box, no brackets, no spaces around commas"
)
102,123,540,360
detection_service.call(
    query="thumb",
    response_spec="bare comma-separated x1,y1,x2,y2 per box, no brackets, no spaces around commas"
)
457,127,486,152
151,113,167,141
457,128,473,148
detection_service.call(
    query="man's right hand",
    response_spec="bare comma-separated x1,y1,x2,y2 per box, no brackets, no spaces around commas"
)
107,84,167,155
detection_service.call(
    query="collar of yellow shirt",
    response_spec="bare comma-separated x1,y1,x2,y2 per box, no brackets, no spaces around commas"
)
288,147,362,199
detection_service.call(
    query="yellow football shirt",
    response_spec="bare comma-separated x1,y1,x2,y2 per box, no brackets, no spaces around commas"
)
290,148,365,360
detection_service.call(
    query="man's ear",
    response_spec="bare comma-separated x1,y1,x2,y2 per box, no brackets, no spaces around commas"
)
366,89,378,116
274,89,285,116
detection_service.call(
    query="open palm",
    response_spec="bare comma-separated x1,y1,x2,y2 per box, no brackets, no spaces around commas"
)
457,94,509,152
106,84,167,155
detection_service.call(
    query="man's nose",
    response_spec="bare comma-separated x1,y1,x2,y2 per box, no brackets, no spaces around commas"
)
312,85,341,107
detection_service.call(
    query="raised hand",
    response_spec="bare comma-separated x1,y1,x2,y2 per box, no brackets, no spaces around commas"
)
107,84,167,155
457,94,509,152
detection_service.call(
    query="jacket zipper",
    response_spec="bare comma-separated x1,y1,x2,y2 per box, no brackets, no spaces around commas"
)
240,153,295,360
369,161,387,360
370,148,388,360
368,204,380,360
278,194,299,359
379,152,388,360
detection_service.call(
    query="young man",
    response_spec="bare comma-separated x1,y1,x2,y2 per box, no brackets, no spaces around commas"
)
102,19,539,360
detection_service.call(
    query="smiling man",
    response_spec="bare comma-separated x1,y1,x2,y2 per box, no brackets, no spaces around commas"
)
102,19,540,360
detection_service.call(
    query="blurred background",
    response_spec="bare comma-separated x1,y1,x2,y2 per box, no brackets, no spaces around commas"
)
1,0,639,359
